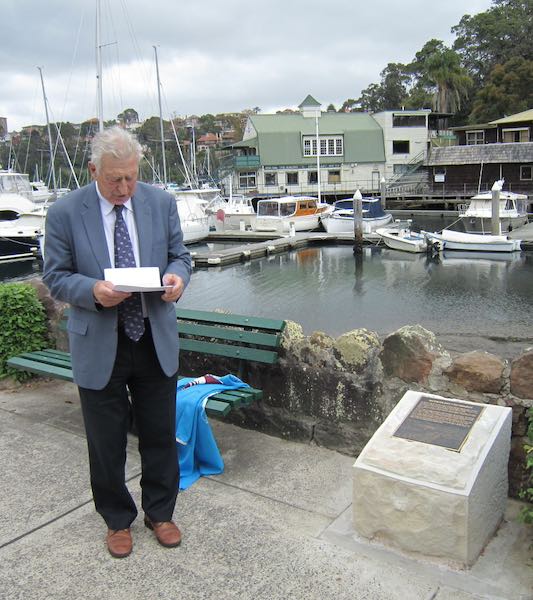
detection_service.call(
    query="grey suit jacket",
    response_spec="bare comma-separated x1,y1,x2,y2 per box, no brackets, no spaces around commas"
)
43,181,192,390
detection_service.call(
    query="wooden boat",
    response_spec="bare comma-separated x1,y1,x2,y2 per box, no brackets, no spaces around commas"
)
376,221,427,253
422,229,522,252
255,196,333,233
320,197,392,234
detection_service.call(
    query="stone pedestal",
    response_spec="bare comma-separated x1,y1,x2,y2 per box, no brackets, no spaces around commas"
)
353,390,512,567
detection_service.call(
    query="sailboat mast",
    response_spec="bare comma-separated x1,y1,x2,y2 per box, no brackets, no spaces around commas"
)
37,66,58,193
96,0,104,132
154,45,167,186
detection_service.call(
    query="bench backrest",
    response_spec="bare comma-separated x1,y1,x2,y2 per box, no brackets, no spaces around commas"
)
175,307,285,364
59,307,285,365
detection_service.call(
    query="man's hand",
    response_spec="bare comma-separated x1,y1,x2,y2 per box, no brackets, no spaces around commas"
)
93,280,131,307
161,274,185,303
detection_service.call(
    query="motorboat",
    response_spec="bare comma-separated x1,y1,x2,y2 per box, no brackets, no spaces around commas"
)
174,193,210,244
0,170,39,220
206,194,256,231
320,197,392,234
458,190,529,234
0,220,42,261
422,229,522,252
255,196,333,234
376,220,427,253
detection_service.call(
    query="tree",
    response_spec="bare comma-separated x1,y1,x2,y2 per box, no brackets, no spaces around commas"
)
117,108,139,126
406,40,472,114
452,0,533,86
469,56,533,122
356,63,410,111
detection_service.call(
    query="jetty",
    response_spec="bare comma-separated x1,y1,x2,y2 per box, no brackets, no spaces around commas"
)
190,222,533,268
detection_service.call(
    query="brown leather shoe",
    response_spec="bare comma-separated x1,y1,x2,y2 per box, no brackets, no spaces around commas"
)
106,528,132,558
144,516,182,547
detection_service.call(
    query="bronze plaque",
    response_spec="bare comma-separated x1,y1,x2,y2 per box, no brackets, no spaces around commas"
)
393,396,484,452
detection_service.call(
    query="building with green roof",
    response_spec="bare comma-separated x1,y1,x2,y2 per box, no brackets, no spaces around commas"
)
227,95,386,198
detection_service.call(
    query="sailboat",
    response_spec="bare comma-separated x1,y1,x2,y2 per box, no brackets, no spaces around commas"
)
152,46,209,244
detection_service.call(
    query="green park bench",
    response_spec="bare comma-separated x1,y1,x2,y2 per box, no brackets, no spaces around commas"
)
7,307,286,418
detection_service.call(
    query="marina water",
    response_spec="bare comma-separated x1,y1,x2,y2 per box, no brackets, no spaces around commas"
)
3,240,532,359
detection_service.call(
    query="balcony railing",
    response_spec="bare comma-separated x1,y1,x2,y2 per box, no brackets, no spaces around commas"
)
234,155,260,168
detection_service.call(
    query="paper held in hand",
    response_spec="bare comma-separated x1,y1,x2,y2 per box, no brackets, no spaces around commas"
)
104,267,172,292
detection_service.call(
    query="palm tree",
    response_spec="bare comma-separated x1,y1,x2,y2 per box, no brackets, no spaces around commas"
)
424,49,472,113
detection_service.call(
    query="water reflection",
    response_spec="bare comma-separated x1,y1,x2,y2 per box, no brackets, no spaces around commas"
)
186,245,533,349
2,246,532,355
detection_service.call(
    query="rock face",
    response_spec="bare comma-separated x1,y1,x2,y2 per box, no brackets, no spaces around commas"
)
510,349,533,399
380,325,449,383
445,351,505,394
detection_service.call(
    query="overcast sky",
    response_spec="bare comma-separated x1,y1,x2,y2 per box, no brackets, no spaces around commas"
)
2,0,494,131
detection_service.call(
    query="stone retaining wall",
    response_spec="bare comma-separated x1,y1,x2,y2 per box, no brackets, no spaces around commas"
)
29,279,532,499
181,320,532,499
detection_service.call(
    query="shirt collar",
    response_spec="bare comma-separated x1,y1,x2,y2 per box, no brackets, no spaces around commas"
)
95,181,133,216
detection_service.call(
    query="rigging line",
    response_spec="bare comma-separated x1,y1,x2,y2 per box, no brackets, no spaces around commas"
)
58,7,87,124
119,0,158,109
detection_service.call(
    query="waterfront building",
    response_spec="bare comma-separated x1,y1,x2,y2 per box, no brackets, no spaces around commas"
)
226,95,385,200
427,108,533,198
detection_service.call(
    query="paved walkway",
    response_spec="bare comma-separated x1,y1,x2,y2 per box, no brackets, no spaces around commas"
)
0,379,531,600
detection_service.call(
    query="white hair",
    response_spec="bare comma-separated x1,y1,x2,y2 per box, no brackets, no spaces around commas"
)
90,126,143,172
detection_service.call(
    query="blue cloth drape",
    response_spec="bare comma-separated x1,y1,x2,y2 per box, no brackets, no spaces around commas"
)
176,374,249,490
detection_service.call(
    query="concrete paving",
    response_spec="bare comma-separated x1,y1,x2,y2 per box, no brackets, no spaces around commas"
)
0,379,531,600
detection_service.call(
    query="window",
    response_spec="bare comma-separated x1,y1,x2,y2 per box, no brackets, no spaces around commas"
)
286,172,298,185
392,140,410,154
302,135,343,156
308,171,318,184
328,170,341,184
466,130,485,145
239,171,256,189
280,202,297,217
265,172,277,186
392,114,426,127
520,165,532,180
502,128,529,143
393,164,409,175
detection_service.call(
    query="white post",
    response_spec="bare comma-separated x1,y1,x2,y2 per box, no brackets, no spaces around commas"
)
491,179,503,235
315,112,321,203
380,177,387,211
353,189,363,253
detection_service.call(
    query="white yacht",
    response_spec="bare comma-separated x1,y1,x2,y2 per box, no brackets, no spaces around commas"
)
459,190,529,234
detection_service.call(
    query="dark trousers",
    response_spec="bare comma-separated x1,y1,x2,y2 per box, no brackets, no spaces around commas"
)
78,323,178,530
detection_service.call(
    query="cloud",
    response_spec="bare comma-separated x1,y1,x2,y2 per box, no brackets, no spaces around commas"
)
0,0,494,131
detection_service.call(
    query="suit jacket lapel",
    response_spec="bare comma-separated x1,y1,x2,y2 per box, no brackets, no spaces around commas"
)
80,183,111,272
132,187,152,267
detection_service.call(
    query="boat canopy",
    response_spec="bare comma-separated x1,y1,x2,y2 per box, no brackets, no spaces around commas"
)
333,197,387,218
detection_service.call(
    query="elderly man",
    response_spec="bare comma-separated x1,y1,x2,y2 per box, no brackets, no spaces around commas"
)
43,126,192,558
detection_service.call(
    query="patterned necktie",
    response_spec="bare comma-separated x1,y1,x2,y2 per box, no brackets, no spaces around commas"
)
114,205,145,341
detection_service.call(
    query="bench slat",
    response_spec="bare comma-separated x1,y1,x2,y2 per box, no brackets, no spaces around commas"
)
178,322,280,348
176,307,285,332
6,357,74,382
204,399,231,417
179,338,279,364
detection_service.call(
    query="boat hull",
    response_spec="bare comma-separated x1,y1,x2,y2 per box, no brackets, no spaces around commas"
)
376,227,427,253
321,213,392,234
423,230,522,253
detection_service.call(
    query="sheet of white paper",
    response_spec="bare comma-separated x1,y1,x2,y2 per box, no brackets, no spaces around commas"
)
104,267,172,292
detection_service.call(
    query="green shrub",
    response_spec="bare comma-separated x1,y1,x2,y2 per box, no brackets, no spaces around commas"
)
519,407,533,524
0,283,48,382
